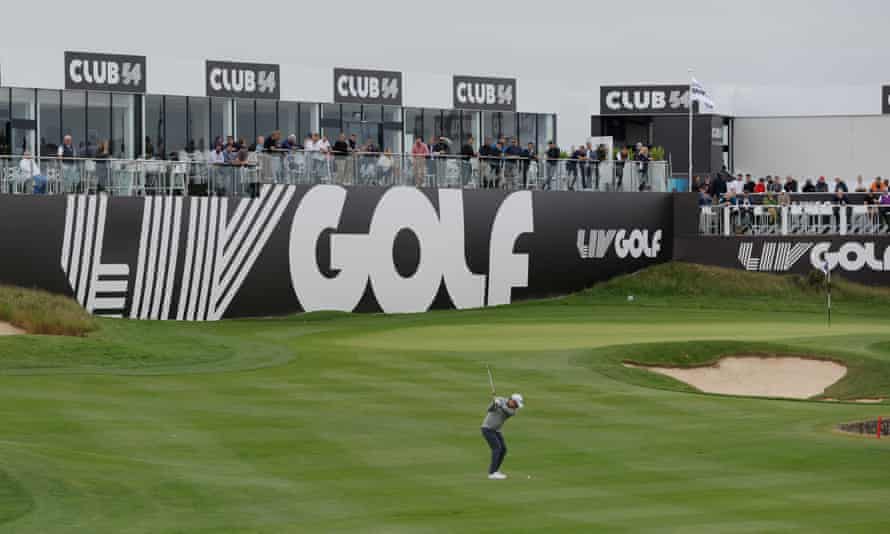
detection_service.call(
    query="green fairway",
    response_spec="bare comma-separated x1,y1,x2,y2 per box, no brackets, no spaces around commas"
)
1,265,889,532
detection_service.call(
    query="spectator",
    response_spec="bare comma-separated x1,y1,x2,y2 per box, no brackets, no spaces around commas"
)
743,175,756,194
504,137,523,186
833,185,851,230
762,191,779,224
251,136,265,153
871,177,889,193
802,179,816,193
224,141,239,163
545,141,560,190
280,134,300,151
784,175,798,193
348,133,358,151
834,177,848,193
265,131,282,151
433,136,451,155
208,142,225,164
376,149,395,183
754,178,766,194
57,135,79,192
880,191,890,228
460,135,476,186
635,146,650,191
854,175,867,193
815,176,829,193
615,146,629,189
709,170,727,201
697,184,712,206
522,142,536,189
19,150,47,194
767,177,783,193
479,137,495,187
411,137,430,186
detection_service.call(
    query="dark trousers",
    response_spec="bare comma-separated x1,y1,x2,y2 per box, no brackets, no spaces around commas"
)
481,427,507,474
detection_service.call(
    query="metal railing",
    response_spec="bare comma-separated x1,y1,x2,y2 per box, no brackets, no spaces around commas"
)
700,203,890,236
0,152,670,196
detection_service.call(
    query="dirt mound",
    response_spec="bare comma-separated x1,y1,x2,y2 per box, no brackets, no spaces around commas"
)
625,356,847,400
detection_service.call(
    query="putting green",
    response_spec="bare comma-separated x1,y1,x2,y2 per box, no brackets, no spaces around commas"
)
0,264,889,532
340,319,888,352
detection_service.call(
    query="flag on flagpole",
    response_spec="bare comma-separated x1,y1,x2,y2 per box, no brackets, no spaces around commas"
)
690,78,716,112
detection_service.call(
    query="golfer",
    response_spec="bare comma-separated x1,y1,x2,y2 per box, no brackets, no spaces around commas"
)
481,393,524,480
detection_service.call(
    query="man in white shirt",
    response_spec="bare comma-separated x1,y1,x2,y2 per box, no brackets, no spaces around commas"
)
19,151,48,194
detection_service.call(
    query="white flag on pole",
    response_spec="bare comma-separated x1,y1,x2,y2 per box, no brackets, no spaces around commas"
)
690,78,716,112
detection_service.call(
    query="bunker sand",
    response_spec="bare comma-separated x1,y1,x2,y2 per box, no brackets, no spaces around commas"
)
625,356,847,400
0,322,25,335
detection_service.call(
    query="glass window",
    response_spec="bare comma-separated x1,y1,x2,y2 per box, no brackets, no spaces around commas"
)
0,88,9,154
234,99,255,146
210,97,232,145
382,106,402,154
301,103,318,139
62,90,87,156
38,90,61,157
279,101,299,140
404,108,422,147
423,109,440,146
165,95,187,159
442,110,461,153
256,100,277,142
145,94,163,159
501,112,516,142
518,113,537,149
321,103,341,141
86,92,111,157
10,89,35,155
461,111,480,151
187,97,209,153
363,105,382,123
537,114,555,151
112,94,136,159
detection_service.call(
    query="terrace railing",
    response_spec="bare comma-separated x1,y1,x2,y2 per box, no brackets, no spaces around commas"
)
699,203,890,236
0,152,671,197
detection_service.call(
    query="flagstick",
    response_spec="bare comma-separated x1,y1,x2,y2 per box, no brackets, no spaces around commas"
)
827,267,832,328
688,69,694,193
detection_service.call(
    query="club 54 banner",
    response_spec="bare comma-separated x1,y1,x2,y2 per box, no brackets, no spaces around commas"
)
206,60,279,99
0,190,672,320
600,85,695,115
453,76,517,112
334,68,402,105
65,51,146,93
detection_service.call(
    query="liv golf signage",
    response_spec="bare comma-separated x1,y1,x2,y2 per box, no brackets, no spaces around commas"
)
206,60,280,99
453,76,517,112
65,51,146,93
334,68,402,105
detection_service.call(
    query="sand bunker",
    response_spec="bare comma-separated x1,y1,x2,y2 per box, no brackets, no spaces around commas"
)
0,322,24,336
625,356,847,400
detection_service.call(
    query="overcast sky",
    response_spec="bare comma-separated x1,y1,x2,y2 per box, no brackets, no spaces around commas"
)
5,0,886,87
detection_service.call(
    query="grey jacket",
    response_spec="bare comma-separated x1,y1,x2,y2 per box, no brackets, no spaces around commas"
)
481,397,515,431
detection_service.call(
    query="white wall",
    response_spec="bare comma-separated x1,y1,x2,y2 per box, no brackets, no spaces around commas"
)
734,115,890,180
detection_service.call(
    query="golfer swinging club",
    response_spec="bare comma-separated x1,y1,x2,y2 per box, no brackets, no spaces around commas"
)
481,392,524,480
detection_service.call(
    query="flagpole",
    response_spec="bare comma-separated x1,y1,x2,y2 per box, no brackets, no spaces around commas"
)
827,266,832,328
688,69,694,192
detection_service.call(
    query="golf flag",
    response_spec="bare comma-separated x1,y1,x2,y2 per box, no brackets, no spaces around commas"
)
690,78,716,112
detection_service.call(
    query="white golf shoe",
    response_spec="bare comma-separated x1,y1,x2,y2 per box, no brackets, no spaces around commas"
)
488,472,507,480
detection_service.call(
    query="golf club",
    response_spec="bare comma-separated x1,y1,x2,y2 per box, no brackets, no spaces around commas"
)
486,364,496,398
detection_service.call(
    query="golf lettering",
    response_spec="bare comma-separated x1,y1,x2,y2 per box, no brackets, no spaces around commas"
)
810,242,890,272
578,229,663,260
290,186,534,314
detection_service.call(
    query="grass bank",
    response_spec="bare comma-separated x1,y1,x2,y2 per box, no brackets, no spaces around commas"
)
0,285,97,336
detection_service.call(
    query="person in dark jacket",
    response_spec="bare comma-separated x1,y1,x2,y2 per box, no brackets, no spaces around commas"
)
815,176,829,193
460,135,476,186
802,179,816,193
544,141,560,190
521,142,536,189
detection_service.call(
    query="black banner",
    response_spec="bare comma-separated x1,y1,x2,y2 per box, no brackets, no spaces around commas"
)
206,60,280,99
334,68,402,105
64,51,146,93
675,236,890,286
453,76,516,112
0,188,671,320
600,85,694,115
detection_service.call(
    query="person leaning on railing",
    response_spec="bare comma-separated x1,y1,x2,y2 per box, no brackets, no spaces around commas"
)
544,141,560,191
880,191,890,229
460,136,476,187
57,134,79,193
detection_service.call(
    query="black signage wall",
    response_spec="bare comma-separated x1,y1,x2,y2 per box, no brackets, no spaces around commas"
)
600,85,698,115
334,68,402,105
453,76,517,112
882,85,890,114
64,51,146,93
0,188,671,320
206,60,280,99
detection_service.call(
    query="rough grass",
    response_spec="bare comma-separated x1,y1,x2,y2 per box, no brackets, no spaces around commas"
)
0,286,97,336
